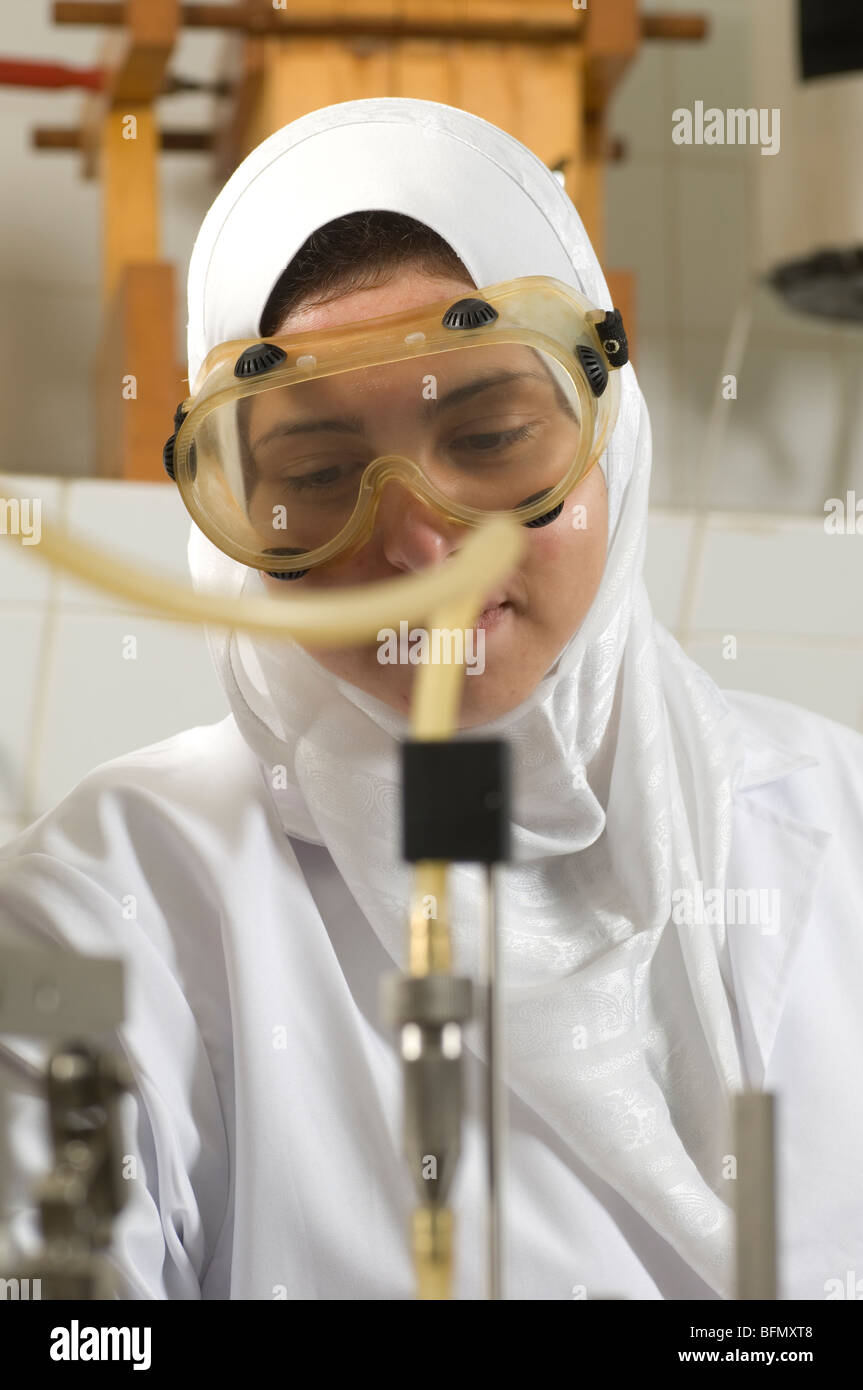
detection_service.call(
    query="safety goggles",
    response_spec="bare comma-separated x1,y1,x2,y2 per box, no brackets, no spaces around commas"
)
164,276,628,578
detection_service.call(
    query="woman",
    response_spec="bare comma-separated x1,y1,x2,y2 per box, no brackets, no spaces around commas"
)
2,98,862,1301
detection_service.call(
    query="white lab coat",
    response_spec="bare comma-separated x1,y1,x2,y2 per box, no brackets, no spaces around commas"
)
1,687,862,1300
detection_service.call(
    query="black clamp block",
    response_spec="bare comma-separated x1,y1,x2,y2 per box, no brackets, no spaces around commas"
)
401,738,511,864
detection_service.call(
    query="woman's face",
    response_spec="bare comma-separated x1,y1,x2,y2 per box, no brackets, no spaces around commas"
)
255,268,608,727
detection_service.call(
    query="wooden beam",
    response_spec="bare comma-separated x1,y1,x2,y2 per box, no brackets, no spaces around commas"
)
95,263,184,480
33,126,212,150
211,3,267,184
74,1,180,181
583,0,640,118
605,269,636,370
53,1,708,42
643,14,708,41
395,0,455,103
100,105,160,305
54,2,587,43
79,42,112,179
101,0,179,103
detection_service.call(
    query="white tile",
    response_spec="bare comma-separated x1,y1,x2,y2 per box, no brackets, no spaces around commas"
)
635,337,675,506
667,4,753,118
58,481,196,611
0,126,100,285
683,637,863,732
748,277,853,344
0,475,64,603
160,160,216,350
644,508,697,629
0,284,100,476
0,610,47,819
833,339,863,498
664,333,725,509
709,337,848,513
691,515,863,639
674,164,749,330
659,329,851,516
33,614,229,815
608,42,672,160
605,160,673,334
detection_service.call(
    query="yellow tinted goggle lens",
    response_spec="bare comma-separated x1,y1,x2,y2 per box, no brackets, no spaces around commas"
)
189,341,584,562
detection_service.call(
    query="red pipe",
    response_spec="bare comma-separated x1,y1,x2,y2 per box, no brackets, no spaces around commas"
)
0,59,103,90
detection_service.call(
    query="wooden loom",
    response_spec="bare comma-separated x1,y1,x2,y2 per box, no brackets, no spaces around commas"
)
33,0,707,479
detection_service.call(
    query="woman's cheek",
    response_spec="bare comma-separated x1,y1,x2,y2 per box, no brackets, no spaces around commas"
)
525,479,607,629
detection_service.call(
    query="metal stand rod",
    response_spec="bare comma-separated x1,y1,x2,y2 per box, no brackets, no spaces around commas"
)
734,1091,777,1300
483,864,507,1300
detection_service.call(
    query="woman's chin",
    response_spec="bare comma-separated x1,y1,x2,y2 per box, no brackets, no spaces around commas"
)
301,613,532,725
377,652,526,727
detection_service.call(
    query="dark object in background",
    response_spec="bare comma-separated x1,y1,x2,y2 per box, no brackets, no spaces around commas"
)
765,1,863,321
798,0,863,80
768,248,863,324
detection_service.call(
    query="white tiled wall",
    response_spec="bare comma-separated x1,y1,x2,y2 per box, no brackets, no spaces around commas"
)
2,0,861,517
606,0,863,514
1,0,861,846
0,475,861,847
0,476,229,844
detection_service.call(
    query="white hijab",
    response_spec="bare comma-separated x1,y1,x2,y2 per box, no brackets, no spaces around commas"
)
186,98,751,1296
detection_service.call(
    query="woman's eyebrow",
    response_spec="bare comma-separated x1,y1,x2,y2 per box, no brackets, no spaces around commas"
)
250,370,547,452
251,413,365,451
420,368,546,417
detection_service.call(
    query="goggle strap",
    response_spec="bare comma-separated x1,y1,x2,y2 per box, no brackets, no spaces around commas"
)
589,307,629,367
163,399,189,482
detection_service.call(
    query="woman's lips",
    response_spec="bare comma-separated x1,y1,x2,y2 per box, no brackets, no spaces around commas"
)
475,600,513,631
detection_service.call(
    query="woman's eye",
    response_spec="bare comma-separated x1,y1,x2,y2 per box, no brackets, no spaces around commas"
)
449,422,538,453
287,466,342,490
276,459,365,491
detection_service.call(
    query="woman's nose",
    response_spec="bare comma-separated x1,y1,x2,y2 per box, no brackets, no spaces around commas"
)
373,477,465,572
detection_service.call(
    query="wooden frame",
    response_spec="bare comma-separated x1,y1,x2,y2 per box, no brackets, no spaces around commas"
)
37,1,707,478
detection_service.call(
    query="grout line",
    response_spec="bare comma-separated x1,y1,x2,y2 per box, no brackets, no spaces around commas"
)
0,599,190,618
665,149,686,507
633,324,853,343
646,505,840,528
674,512,708,643
19,481,69,827
673,629,863,651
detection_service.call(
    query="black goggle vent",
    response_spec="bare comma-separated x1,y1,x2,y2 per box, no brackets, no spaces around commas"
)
441,298,499,330
524,501,564,528
234,342,289,378
263,548,310,581
576,345,609,398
